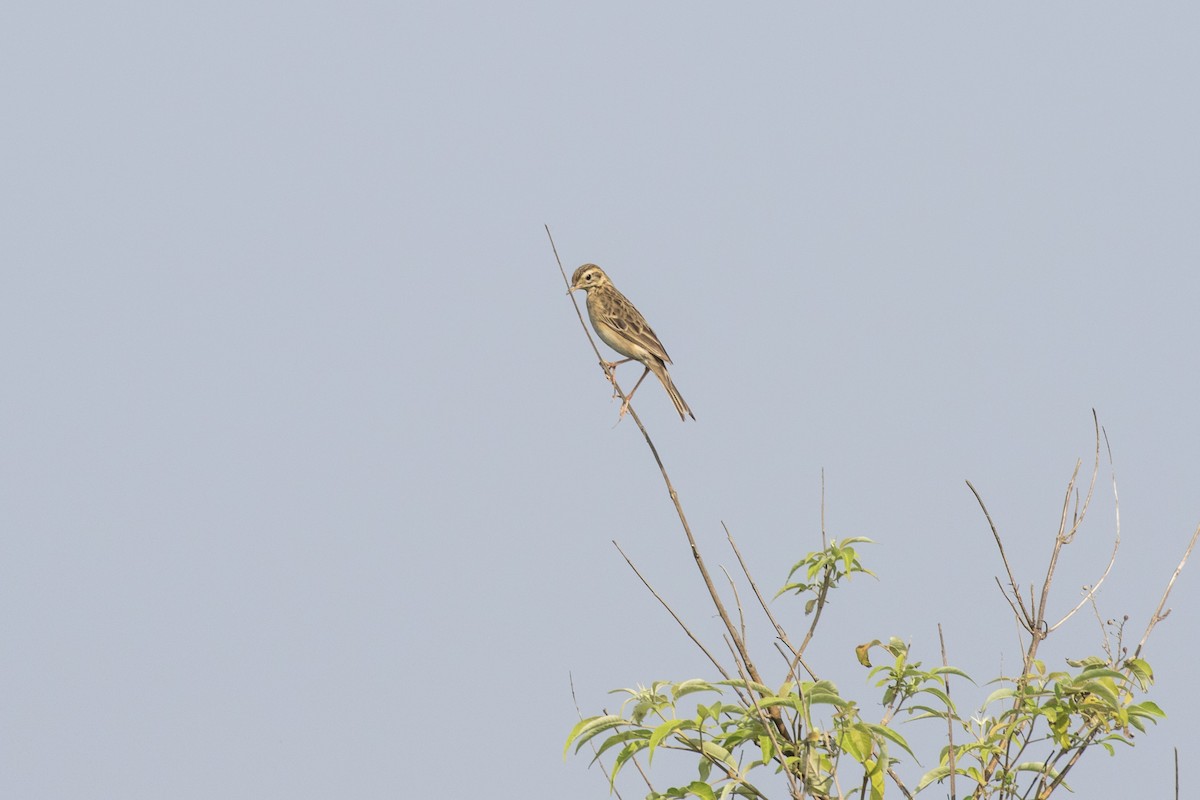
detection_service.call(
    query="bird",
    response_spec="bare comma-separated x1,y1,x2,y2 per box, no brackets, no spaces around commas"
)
568,263,694,421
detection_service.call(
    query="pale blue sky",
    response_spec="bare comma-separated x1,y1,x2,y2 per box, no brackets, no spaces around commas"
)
3,2,1198,797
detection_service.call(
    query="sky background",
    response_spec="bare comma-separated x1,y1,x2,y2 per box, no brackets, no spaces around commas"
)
3,2,1198,797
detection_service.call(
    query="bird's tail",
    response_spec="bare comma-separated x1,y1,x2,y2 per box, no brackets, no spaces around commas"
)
650,361,695,421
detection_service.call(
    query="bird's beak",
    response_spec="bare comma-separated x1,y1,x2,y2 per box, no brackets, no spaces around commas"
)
566,284,579,295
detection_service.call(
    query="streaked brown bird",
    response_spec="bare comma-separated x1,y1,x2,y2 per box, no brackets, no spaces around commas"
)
568,263,694,421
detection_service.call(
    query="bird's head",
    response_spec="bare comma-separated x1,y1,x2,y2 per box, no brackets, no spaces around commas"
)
568,263,610,294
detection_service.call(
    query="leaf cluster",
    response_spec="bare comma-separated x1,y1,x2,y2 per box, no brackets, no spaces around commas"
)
569,526,1175,800
566,671,909,800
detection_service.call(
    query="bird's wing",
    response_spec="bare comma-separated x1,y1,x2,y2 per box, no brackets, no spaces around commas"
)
601,293,673,364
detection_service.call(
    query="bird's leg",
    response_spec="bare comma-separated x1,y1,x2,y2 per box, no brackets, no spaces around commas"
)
600,356,633,379
618,366,652,418
600,357,634,398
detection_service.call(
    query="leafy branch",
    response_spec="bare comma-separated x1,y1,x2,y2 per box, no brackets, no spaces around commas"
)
551,230,1194,798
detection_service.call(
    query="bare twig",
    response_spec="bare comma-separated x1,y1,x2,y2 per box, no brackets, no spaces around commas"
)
1036,412,1102,632
1049,423,1120,632
1088,594,1114,664
724,523,786,644
621,719,657,795
787,561,834,686
993,576,1025,622
938,624,957,800
773,640,818,687
612,541,734,683
1134,520,1200,658
1035,726,1100,800
1034,458,1083,630
820,468,829,548
724,522,817,682
720,564,748,650
967,479,1032,627
887,767,915,800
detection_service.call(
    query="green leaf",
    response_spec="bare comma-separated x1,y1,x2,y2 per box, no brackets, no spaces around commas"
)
611,740,649,788
905,707,949,722
648,719,689,763
674,679,720,700
931,665,975,682
915,765,952,791
757,695,802,714
1077,680,1120,707
1125,658,1155,690
699,740,734,767
919,686,953,707
591,729,650,763
757,734,774,763
982,687,1016,707
564,715,624,757
855,640,881,667
783,557,812,582
773,581,811,599
1076,666,1126,682
807,690,851,709
1130,700,1165,718
865,723,915,758
839,724,874,763
868,759,886,800
1066,655,1107,669
1011,762,1071,791
684,781,716,800
717,678,773,696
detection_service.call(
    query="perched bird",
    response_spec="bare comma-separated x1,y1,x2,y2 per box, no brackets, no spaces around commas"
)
568,263,694,421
